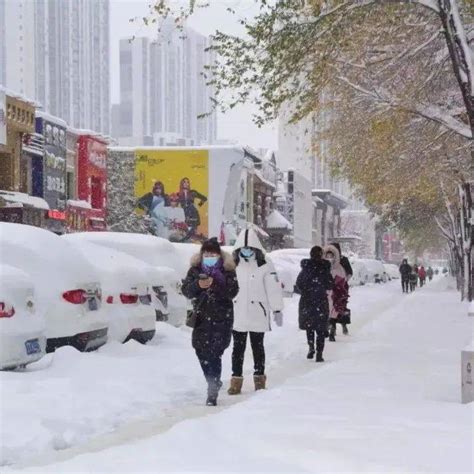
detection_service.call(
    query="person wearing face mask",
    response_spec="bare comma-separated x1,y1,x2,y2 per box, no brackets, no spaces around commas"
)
181,238,239,406
324,245,349,342
227,228,284,395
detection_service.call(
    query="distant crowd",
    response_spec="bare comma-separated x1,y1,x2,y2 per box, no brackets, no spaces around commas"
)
398,260,438,293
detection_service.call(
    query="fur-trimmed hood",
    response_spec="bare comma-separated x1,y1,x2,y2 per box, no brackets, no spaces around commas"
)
190,251,236,271
324,244,341,264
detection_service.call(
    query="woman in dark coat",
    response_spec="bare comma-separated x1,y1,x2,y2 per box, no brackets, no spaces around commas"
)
178,177,207,238
181,238,239,406
295,246,334,362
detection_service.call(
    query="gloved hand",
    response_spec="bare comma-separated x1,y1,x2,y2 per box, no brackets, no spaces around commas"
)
273,311,283,327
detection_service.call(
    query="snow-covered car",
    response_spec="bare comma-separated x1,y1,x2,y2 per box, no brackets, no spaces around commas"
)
65,232,187,326
0,264,46,370
0,223,108,352
62,238,156,344
268,248,311,293
349,259,370,286
359,258,388,283
384,264,400,280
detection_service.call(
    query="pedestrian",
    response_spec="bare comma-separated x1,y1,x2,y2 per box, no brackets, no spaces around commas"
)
324,245,349,342
181,237,239,406
330,242,353,335
418,266,427,287
427,266,434,281
227,228,284,395
409,267,418,292
295,246,333,362
399,259,411,293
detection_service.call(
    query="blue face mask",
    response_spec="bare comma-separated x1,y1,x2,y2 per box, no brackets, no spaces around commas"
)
240,247,255,259
203,256,219,268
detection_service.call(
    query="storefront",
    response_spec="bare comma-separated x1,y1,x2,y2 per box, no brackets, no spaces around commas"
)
67,132,107,232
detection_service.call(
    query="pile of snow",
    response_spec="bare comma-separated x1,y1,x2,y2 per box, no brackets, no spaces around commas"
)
266,210,293,230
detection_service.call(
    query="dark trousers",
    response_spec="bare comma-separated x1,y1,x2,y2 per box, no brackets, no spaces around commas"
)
231,331,265,377
306,317,328,353
402,278,409,293
196,350,222,395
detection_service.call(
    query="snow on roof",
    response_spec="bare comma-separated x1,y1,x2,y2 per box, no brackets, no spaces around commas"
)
0,86,41,107
67,199,92,210
67,127,109,142
108,145,246,153
266,210,293,230
0,191,49,210
254,169,276,189
35,111,67,128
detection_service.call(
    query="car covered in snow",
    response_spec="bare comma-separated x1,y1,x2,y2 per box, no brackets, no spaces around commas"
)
0,223,108,352
0,264,46,370
65,232,187,326
384,263,400,280
268,248,311,294
61,238,156,344
359,258,388,284
349,259,370,286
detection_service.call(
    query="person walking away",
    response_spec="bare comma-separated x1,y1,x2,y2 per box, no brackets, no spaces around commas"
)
427,266,434,281
409,267,418,292
330,242,353,335
181,238,239,406
324,245,349,342
295,246,333,362
399,259,411,293
227,229,284,395
418,266,427,287
413,264,419,287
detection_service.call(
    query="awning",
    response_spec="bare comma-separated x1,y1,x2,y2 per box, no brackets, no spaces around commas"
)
0,191,50,210
312,189,349,209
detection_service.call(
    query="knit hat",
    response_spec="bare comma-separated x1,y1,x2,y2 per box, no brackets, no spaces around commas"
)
201,237,221,254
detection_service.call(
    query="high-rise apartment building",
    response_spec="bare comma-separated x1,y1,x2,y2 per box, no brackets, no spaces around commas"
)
0,0,110,134
115,23,217,146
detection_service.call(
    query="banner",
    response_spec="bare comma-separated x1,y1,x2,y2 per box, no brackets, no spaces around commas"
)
135,149,209,243
0,90,6,146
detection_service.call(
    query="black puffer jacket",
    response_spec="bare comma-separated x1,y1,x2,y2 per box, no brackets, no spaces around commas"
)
295,258,334,330
181,252,239,356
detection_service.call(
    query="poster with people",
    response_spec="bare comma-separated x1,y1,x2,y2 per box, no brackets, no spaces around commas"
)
135,149,209,243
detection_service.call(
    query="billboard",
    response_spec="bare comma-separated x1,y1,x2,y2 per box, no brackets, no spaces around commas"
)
0,90,6,146
134,147,244,243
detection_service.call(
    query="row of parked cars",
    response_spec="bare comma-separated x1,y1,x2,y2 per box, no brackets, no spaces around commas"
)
268,248,399,291
0,223,191,370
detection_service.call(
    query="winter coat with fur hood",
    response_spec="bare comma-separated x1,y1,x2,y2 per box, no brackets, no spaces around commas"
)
232,229,284,333
181,251,239,355
324,244,349,319
296,258,333,330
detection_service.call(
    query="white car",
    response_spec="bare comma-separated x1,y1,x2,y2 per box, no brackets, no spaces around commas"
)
384,263,400,280
63,232,188,326
349,259,370,286
268,249,310,294
0,223,108,352
0,264,46,370
62,238,156,344
359,258,388,283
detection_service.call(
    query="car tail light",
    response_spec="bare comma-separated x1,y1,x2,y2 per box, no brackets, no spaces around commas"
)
139,294,152,305
106,296,114,304
120,294,138,304
62,289,87,304
0,302,15,318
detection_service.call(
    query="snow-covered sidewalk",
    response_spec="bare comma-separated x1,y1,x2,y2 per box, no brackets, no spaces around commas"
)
4,277,472,472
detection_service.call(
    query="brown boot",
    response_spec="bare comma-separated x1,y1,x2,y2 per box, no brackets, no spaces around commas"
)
227,376,243,395
253,374,266,391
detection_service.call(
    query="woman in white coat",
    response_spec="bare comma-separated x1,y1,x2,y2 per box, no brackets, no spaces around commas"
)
228,228,284,395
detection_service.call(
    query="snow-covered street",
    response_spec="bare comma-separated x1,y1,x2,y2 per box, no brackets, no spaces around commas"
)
1,277,472,473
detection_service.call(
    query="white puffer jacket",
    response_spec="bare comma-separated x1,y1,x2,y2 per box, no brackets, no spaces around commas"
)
232,229,284,333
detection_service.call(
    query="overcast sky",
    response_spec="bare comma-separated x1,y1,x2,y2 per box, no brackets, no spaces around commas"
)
110,0,278,149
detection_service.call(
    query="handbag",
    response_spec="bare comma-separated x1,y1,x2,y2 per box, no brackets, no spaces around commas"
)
338,308,351,325
186,292,207,328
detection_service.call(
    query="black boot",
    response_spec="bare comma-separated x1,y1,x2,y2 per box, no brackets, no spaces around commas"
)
342,324,349,335
307,345,315,359
329,323,336,342
316,352,324,362
206,379,222,406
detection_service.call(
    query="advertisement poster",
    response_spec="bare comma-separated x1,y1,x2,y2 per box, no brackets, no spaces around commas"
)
0,90,6,146
135,149,209,243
